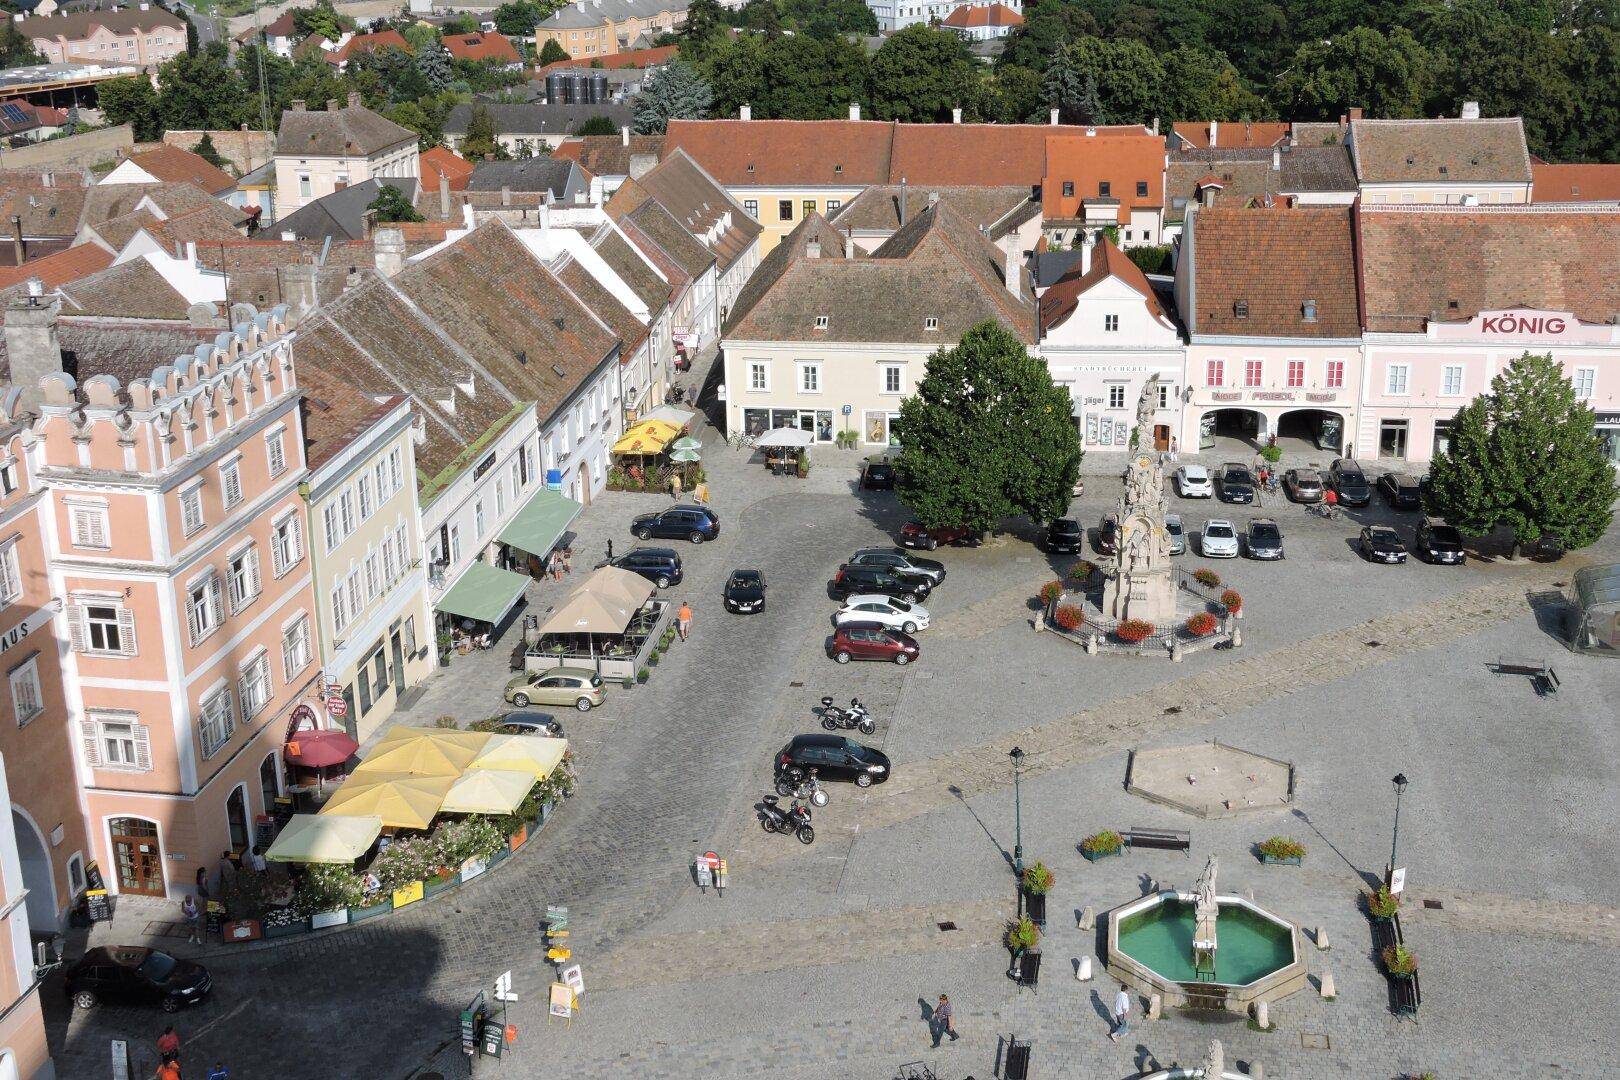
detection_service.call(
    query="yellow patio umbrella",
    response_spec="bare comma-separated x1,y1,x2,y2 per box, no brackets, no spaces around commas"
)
356,728,490,777
440,769,536,815
265,814,381,864
469,735,568,781
611,418,683,455
319,772,455,830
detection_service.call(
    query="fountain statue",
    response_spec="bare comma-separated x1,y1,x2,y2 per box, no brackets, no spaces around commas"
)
1101,386,1178,625
1200,1039,1225,1079
1193,856,1219,977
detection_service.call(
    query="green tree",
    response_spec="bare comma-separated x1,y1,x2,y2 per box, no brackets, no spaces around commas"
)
186,16,200,57
403,22,441,53
574,114,619,136
868,25,981,123
493,0,542,37
633,61,715,133
368,183,425,222
192,132,230,170
417,41,454,91
753,33,867,119
1067,35,1162,125
895,322,1082,533
386,100,437,147
1159,45,1269,122
985,64,1041,124
1277,26,1435,120
1427,353,1617,556
157,45,250,131
701,34,766,116
1040,47,1084,122
291,1,343,41
996,1,1099,73
459,103,508,159
98,76,162,141
680,0,729,61
237,44,295,128
0,21,45,68
538,39,571,65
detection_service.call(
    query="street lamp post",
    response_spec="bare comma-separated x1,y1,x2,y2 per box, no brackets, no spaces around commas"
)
1386,772,1409,888
1009,746,1025,878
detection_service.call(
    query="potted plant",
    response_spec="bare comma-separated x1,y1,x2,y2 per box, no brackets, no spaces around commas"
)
295,864,363,929
1221,589,1243,615
423,866,461,897
436,632,453,665
219,866,276,942
648,651,661,667
1021,862,1054,927
1115,619,1155,643
1070,561,1096,582
1382,944,1418,978
1193,568,1222,588
1080,830,1124,861
1053,605,1084,632
1365,885,1400,921
1006,916,1042,985
636,667,650,684
1038,580,1064,605
1256,836,1306,865
1185,612,1218,637
350,889,392,922
261,905,309,939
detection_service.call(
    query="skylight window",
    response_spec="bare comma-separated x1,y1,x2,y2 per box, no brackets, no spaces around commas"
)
814,315,829,330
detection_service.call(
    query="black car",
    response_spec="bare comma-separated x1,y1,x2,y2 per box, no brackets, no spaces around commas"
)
1378,473,1423,511
830,563,930,602
1415,519,1465,564
847,548,946,586
860,458,897,490
724,568,766,612
495,709,562,737
1245,518,1284,560
1218,463,1256,504
1328,459,1371,506
1096,514,1119,555
630,504,720,543
65,947,211,1012
1359,525,1408,563
777,734,891,788
1046,518,1083,554
612,547,683,588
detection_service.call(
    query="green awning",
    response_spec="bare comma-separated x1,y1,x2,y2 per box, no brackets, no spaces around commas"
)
437,562,531,625
497,489,582,557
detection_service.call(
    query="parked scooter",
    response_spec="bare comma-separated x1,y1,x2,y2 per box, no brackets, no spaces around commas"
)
819,696,875,734
758,796,815,844
775,765,830,807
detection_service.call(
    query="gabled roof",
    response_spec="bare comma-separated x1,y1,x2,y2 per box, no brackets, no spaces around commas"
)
1532,163,1620,204
1186,205,1359,339
17,7,183,39
0,97,66,136
1042,133,1166,220
467,158,582,198
117,145,238,196
588,225,669,313
663,119,895,187
1348,117,1531,185
52,259,192,320
274,177,420,243
1357,204,1620,333
443,31,520,64
552,133,665,178
421,145,475,192
537,44,676,73
326,29,412,64
1039,236,1165,333
444,103,635,137
1171,122,1290,150
606,182,716,280
276,97,416,158
829,184,1035,239
0,177,88,239
300,363,407,472
621,148,761,273
941,3,1022,26
538,0,684,29
0,242,110,291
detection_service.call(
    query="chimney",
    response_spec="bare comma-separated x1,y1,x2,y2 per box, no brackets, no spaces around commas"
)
739,104,751,121
290,99,305,111
1002,235,1021,297
1272,146,1280,171
952,107,962,124
620,125,630,147
1201,184,1217,209
898,176,907,226
1150,116,1159,136
326,98,339,112
1348,107,1363,121
1079,233,1092,275
1050,107,1059,126
5,292,63,411
9,214,22,264
628,151,656,179
361,207,377,240
849,103,861,121
282,263,318,324
843,230,854,259
347,91,362,109
501,185,512,207
185,241,198,264
1209,119,1218,146
439,173,451,218
374,228,405,278
804,240,820,259
1461,100,1480,120
927,190,939,207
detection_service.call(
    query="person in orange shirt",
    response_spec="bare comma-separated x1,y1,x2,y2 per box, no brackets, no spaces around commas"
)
677,601,693,641
158,1061,182,1080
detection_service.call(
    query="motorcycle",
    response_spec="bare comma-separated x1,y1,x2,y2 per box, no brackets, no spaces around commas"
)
757,795,815,844
774,765,830,807
819,695,875,734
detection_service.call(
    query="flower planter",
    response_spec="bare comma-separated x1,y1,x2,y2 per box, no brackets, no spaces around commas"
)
349,901,391,923
262,913,311,939
508,825,528,851
1081,847,1123,862
221,918,262,942
1259,854,1302,866
487,845,509,866
310,908,348,930
460,857,488,883
424,872,461,897
1021,889,1048,928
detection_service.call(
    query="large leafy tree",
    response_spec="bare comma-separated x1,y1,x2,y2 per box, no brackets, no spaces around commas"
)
1427,352,1617,556
895,322,1082,532
291,1,344,41
157,44,251,131
1067,35,1163,126
459,104,507,159
98,76,162,141
368,183,424,223
1277,26,1435,120
417,41,454,91
538,39,570,65
633,61,715,134
868,25,981,123
751,33,867,119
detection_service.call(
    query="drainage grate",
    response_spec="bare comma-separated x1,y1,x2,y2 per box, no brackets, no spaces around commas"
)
936,921,958,932
1424,899,1444,910
1302,1032,1330,1050
789,681,804,688
1364,640,1383,648
1163,706,1182,715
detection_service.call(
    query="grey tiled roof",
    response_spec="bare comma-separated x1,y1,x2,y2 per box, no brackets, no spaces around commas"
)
444,103,634,137
274,177,421,243
276,101,416,158
537,0,687,30
466,158,585,199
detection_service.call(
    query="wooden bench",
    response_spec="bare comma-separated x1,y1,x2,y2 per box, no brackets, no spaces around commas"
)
1490,655,1560,695
1124,826,1192,855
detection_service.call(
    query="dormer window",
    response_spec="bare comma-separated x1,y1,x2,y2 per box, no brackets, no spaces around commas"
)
1302,299,1317,322
1447,299,1459,309
814,315,829,330
1438,165,1449,176
834,164,843,174
1098,181,1111,197
924,317,939,331
1062,181,1074,197
1234,300,1249,319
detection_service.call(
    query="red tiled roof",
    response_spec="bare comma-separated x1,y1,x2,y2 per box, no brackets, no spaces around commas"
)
538,44,677,74
420,146,475,191
941,3,1023,27
1041,133,1166,220
443,32,521,64
327,29,411,64
121,145,237,197
553,134,664,177
1531,163,1620,204
1039,236,1165,333
1188,205,1360,338
1172,122,1290,150
0,243,113,291
890,123,1137,187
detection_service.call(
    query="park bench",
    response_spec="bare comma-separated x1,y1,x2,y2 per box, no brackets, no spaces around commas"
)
1489,655,1560,695
1124,826,1192,855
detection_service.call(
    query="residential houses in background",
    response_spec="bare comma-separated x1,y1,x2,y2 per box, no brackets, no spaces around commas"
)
531,0,689,61
274,95,419,216
13,5,186,68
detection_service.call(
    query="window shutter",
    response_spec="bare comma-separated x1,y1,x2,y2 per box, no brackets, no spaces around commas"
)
208,576,225,626
80,718,102,767
247,548,262,602
117,606,137,656
133,724,151,771
67,602,87,652
288,516,303,566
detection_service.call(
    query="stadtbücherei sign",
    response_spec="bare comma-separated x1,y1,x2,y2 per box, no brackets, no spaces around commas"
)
0,599,61,656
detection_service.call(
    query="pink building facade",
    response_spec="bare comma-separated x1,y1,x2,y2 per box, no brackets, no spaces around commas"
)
1181,341,1362,456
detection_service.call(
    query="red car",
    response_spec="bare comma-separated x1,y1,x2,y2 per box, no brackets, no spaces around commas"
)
829,622,920,665
899,521,978,550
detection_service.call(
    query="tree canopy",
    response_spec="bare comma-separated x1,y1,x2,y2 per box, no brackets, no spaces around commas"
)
868,26,981,123
633,61,715,134
895,322,1083,532
537,39,571,65
368,183,425,223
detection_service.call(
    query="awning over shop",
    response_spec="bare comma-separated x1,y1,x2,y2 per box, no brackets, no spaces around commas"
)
355,728,487,777
265,814,382,864
498,489,582,558
537,566,654,635
441,768,535,814
470,734,568,780
612,418,683,455
644,404,697,428
319,773,455,830
437,562,531,624
756,426,815,449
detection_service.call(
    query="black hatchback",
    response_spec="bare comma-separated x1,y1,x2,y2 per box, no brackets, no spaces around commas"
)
613,547,683,588
65,946,211,1012
830,563,930,602
777,734,892,787
1415,519,1466,564
1046,518,1083,553
1218,463,1256,504
631,505,720,543
1329,459,1371,506
861,458,897,490
1378,473,1423,511
724,568,766,613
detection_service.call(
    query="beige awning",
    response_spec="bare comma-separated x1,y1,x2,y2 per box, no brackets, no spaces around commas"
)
265,814,382,864
538,566,654,635
469,734,568,780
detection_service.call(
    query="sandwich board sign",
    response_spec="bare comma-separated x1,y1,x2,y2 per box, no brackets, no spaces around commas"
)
549,982,576,1026
562,963,585,999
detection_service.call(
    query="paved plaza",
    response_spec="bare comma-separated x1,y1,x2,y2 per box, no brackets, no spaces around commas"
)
44,395,1620,1079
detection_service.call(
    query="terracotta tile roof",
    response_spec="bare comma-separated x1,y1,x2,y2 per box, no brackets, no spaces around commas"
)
893,124,1079,187
556,258,648,357
1357,204,1620,333
0,98,66,136
299,362,406,472
276,98,416,158
328,29,412,64
724,212,847,336
140,204,251,249
552,134,665,178
616,215,691,299
663,119,895,187
1532,163,1620,204
443,31,520,64
1041,133,1166,221
1171,122,1290,150
0,242,110,291
1186,205,1359,339
1039,236,1165,333
0,178,89,239
941,3,1023,26
1348,118,1531,185
16,8,184,40
589,226,669,313
623,149,761,273
829,184,1038,239
421,146,475,191
0,318,217,390
120,145,237,196
538,44,677,74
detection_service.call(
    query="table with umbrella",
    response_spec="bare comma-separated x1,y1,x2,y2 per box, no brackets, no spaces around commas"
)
754,426,815,475
283,728,360,803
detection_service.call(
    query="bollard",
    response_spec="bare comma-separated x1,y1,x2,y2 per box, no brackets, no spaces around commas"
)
1315,925,1330,951
1077,955,1092,981
1253,999,1270,1030
1251,1062,1264,1080
1232,626,1243,648
1244,886,1254,902
1171,639,1183,663
1086,633,1099,655
1078,906,1095,932
1148,992,1162,1020
1319,967,1336,1000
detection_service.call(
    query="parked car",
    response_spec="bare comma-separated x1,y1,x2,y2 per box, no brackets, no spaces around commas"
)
1414,519,1466,564
900,521,977,550
830,563,930,602
1217,463,1256,504
1245,518,1284,560
1046,518,1084,554
835,594,930,633
847,548,947,586
828,622,920,665
1284,468,1324,503
631,504,720,543
494,710,562,737
777,734,891,787
1359,525,1408,563
723,569,766,612
1378,473,1423,511
1176,464,1213,498
1096,514,1119,555
1165,514,1186,555
612,547,682,588
860,458,896,490
1328,459,1371,506
504,667,605,711
65,947,210,1012
1201,519,1240,558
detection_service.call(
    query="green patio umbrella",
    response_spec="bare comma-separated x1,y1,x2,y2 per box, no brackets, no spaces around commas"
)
669,448,701,463
672,436,703,451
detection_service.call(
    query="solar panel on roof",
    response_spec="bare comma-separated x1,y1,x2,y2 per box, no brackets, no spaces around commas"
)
0,104,27,124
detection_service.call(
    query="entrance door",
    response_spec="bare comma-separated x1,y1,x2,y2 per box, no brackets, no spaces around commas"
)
391,630,406,695
108,818,164,896
259,754,280,811
1153,424,1170,452
1379,419,1409,459
226,788,249,853
11,812,55,931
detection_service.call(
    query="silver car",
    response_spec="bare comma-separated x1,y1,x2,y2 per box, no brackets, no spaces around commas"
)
1165,514,1186,555
1201,519,1240,558
1176,464,1213,498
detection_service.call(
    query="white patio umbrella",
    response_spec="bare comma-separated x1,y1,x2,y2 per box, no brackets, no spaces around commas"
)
755,427,814,449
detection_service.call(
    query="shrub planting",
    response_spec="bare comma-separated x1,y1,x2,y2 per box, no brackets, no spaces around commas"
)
1185,612,1218,636
1221,589,1243,614
1038,580,1064,605
1193,568,1222,587
1115,619,1155,643
1054,604,1084,631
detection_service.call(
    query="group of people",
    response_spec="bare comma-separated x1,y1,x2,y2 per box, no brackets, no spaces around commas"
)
156,1025,230,1080
179,849,268,945
546,546,575,582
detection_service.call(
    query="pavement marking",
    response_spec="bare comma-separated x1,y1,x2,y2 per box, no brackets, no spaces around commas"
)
189,999,251,1040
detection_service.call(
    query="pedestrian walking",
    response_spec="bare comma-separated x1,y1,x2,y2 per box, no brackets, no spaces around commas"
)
930,994,958,1047
677,601,693,641
1169,436,1179,462
158,1061,182,1080
605,538,615,562
205,1063,231,1080
181,892,202,944
193,867,209,903
549,551,563,582
670,471,683,500
562,547,574,574
1110,984,1132,1040
157,1024,181,1064
247,845,266,874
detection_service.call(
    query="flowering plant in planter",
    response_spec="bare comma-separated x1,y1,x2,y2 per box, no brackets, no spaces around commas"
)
1070,561,1097,582
292,863,368,917
1221,589,1243,614
1115,619,1155,643
1382,944,1418,977
1080,830,1124,857
1365,885,1401,919
1193,569,1222,588
1257,836,1306,862
372,835,441,891
1185,612,1218,636
1006,915,1040,952
1053,605,1084,631
1022,861,1055,896
1038,580,1064,605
